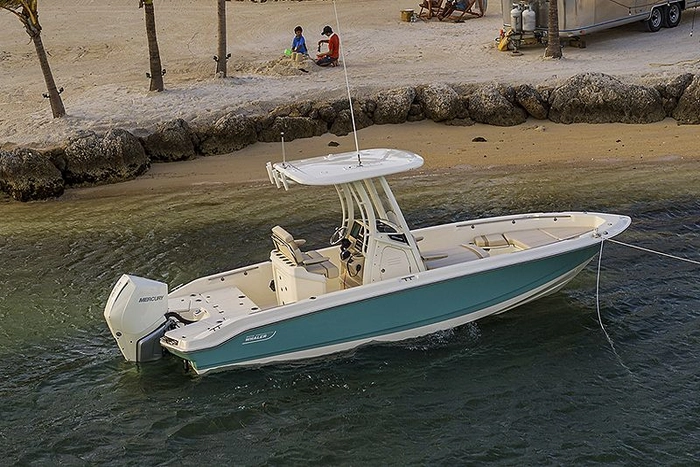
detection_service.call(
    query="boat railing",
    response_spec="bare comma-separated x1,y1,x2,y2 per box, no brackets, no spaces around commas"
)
456,213,575,230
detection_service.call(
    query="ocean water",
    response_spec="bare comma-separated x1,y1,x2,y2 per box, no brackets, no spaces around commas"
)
1,159,698,465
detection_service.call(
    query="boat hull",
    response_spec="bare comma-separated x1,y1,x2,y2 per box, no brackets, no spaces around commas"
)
168,243,599,374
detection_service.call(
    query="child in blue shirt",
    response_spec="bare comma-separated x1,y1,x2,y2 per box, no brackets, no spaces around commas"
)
291,26,308,55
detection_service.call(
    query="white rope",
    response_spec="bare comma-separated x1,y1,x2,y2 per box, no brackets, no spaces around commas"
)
595,239,633,375
608,238,700,265
595,240,613,344
594,235,698,376
332,0,361,164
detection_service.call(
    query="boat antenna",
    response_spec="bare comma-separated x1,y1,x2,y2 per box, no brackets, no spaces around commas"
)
332,0,362,166
280,131,286,166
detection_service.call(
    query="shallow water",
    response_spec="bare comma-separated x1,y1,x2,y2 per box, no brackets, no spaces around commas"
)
1,159,699,465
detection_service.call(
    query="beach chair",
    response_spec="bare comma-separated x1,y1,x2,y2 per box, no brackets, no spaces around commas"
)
440,0,487,21
418,0,444,19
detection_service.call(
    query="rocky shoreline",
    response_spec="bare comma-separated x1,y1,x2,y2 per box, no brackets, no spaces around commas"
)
1,72,698,202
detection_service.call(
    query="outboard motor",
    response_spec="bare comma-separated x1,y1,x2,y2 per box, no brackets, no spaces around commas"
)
104,274,169,362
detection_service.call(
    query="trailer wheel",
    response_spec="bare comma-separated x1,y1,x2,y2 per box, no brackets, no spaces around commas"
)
646,7,663,32
663,3,682,28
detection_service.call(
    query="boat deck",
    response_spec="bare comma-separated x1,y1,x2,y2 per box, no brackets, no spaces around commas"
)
421,243,488,269
419,226,593,270
169,286,262,321
165,286,267,345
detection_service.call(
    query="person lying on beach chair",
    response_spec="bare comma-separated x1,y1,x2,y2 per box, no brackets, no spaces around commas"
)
417,0,443,19
438,0,485,20
315,25,340,67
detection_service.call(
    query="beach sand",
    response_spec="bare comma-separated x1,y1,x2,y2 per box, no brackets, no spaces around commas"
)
65,119,698,200
1,0,699,198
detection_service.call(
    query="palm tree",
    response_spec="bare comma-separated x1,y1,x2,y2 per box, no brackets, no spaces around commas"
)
139,0,164,91
215,0,230,77
544,0,562,59
1,0,65,117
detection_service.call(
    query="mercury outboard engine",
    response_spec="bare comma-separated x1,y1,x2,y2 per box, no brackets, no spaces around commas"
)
104,274,170,362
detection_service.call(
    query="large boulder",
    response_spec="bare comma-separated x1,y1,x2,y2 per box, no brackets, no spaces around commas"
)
468,83,527,126
197,113,258,155
329,107,374,136
650,73,693,116
63,129,149,185
416,84,461,122
0,148,65,201
325,97,374,117
270,100,314,118
549,73,666,123
373,87,416,125
672,74,700,124
142,118,198,162
515,84,549,120
314,103,338,123
407,103,425,122
258,116,326,142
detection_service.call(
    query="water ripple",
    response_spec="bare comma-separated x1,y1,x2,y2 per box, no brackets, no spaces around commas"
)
1,162,699,464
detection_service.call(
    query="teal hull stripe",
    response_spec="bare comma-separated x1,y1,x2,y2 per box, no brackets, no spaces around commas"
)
180,245,598,371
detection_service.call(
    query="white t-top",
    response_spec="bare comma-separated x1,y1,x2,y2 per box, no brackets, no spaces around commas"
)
271,148,424,186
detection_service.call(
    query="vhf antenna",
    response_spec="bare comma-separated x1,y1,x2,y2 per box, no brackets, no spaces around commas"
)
332,0,361,166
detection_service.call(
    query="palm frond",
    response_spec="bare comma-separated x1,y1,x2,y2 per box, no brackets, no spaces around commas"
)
0,0,40,32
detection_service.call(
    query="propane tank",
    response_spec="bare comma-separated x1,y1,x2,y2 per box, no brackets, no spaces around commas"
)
522,5,537,32
510,4,523,33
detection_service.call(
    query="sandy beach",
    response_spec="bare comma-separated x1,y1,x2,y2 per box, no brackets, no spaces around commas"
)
2,0,699,198
64,119,699,201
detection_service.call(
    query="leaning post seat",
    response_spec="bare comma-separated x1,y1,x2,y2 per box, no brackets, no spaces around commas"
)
271,225,307,264
270,226,340,305
270,226,338,279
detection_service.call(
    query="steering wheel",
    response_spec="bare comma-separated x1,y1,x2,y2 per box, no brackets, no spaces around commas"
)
329,225,347,245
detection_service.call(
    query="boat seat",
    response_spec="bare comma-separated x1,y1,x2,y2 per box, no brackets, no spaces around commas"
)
303,250,339,279
503,227,590,249
271,225,339,279
460,243,490,258
475,229,564,250
421,243,489,269
503,229,560,249
474,233,509,248
421,253,448,262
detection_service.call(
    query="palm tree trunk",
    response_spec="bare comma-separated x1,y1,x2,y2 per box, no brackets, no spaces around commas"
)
216,0,227,77
32,31,65,118
544,0,562,59
143,1,164,91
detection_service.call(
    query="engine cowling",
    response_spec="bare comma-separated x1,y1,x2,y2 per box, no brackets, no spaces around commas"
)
104,274,169,362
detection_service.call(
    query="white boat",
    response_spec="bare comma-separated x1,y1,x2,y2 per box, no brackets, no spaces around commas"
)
104,148,631,375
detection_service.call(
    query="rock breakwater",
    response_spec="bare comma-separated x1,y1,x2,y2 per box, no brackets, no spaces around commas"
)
1,72,698,201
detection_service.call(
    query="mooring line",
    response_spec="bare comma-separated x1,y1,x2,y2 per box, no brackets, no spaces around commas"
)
608,238,700,266
595,239,633,376
595,235,698,377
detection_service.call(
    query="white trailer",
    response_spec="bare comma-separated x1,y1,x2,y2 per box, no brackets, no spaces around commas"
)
501,0,700,42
